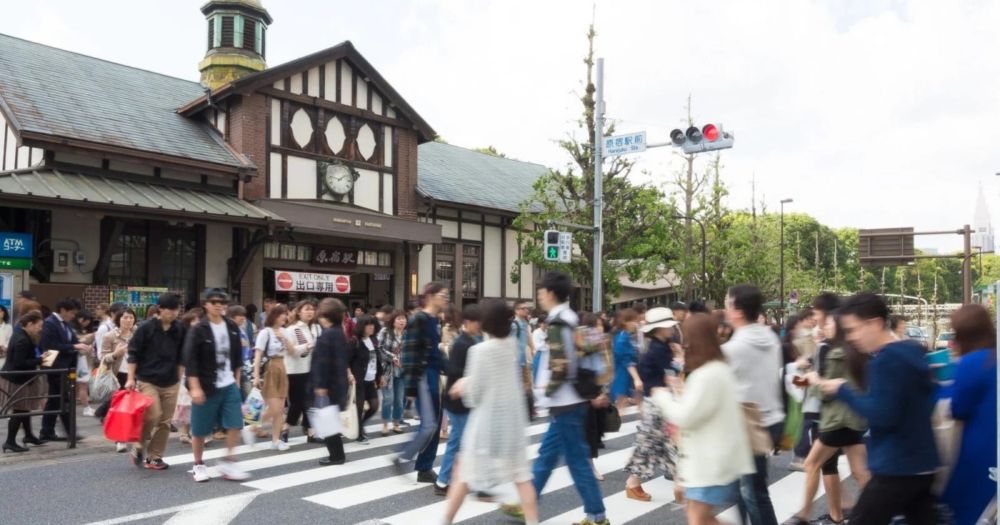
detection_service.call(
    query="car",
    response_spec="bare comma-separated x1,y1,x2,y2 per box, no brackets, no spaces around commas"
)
905,326,930,348
935,331,956,351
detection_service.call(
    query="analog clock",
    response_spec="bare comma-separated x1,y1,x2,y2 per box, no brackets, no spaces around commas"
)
319,162,358,198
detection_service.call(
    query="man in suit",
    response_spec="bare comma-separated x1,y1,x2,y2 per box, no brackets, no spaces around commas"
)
40,298,92,441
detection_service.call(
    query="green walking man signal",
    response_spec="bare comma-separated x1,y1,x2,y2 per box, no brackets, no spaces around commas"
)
544,230,572,263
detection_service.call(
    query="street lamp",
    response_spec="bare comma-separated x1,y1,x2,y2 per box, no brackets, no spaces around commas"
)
780,198,793,320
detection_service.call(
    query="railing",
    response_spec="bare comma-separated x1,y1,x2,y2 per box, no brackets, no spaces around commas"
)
0,368,77,449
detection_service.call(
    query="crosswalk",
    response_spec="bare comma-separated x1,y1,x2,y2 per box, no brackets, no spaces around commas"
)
85,408,854,525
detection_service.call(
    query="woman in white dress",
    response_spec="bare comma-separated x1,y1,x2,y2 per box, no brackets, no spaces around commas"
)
442,299,539,525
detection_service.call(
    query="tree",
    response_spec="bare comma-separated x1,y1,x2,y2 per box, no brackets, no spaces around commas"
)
511,24,677,307
473,145,506,158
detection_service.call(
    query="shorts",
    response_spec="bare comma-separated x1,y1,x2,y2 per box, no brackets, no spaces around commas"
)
191,383,244,437
685,482,739,507
76,354,91,383
819,428,865,448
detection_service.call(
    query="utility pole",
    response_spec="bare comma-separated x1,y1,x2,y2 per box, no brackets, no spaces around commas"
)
592,58,604,313
963,223,972,305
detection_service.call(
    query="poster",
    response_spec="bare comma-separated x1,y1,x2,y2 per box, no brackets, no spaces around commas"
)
274,271,351,294
109,286,168,319
0,272,12,313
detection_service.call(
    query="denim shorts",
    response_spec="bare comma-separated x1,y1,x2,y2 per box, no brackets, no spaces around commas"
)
191,383,244,437
685,482,739,507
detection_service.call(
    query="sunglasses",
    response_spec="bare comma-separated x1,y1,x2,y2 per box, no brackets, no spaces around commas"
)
207,299,228,306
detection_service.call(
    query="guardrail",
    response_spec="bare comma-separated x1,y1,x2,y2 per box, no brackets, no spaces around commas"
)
0,368,77,449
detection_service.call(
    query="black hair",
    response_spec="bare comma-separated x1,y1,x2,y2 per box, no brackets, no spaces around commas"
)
157,293,182,310
379,304,395,316
540,271,572,303
689,301,709,314
888,314,906,331
811,292,841,315
780,314,801,364
479,299,513,338
727,284,763,322
461,303,482,324
0,305,8,323
670,301,689,311
839,292,889,325
353,315,379,339
419,282,448,307
54,297,81,313
114,308,137,327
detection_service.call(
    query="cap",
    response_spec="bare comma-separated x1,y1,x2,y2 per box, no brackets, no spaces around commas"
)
670,301,689,311
641,307,678,333
201,288,230,303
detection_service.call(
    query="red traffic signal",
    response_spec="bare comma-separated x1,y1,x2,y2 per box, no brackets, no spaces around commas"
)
702,124,719,142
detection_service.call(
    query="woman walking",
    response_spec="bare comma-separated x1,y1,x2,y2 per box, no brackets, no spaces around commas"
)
0,305,12,369
1,310,49,452
285,300,322,442
940,305,997,525
378,310,407,435
312,298,351,466
100,308,137,452
441,299,539,525
651,313,754,525
788,315,872,525
609,309,641,408
253,305,294,451
624,307,680,501
348,316,382,444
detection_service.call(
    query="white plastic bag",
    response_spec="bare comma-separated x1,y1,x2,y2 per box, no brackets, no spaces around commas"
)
88,363,119,404
242,387,264,425
309,404,344,439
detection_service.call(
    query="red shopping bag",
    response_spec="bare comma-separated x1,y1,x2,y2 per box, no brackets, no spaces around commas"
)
103,389,154,442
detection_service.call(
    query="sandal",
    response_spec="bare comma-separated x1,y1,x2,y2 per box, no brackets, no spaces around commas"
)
392,426,403,434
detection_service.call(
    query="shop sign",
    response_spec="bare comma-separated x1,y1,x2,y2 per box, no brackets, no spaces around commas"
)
275,270,351,294
373,273,392,281
312,246,359,268
0,272,12,312
0,233,32,259
0,258,31,270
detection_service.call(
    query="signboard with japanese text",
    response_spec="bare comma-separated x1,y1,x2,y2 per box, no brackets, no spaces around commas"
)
0,233,32,259
0,272,12,312
603,131,647,157
311,246,359,268
275,271,351,294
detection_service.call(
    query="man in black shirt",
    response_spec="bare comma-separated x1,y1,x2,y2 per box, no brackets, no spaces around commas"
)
126,293,185,471
434,304,481,496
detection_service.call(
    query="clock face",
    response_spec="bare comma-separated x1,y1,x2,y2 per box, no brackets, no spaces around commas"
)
322,163,355,197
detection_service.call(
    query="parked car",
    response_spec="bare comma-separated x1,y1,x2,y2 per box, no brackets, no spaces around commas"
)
935,331,956,351
905,325,930,348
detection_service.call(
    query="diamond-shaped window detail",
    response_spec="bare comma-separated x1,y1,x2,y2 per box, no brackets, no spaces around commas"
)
290,108,313,148
357,123,376,161
325,116,346,155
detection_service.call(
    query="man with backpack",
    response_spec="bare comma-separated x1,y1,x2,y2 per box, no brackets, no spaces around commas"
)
501,271,609,525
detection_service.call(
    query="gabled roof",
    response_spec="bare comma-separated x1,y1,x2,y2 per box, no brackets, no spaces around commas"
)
417,142,549,214
0,33,251,173
178,41,436,143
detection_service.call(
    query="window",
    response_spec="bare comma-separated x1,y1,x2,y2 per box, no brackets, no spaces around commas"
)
264,242,279,259
363,251,378,266
243,18,256,50
108,232,147,286
280,244,297,260
220,16,234,47
461,245,480,300
207,17,215,50
162,228,198,306
296,245,311,262
378,252,391,267
434,244,455,296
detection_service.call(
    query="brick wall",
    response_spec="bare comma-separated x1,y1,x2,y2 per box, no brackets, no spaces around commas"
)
82,285,110,313
228,94,269,200
396,128,419,219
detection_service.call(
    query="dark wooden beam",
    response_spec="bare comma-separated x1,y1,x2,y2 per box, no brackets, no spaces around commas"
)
94,218,124,284
259,87,400,129
230,229,267,291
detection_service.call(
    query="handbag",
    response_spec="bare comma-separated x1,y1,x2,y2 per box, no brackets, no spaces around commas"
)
741,402,774,455
779,395,804,451
604,405,622,433
104,390,154,442
340,385,360,440
309,404,344,439
88,362,120,405
242,387,265,426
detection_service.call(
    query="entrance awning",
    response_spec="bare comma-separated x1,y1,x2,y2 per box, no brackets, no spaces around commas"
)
0,167,284,226
256,199,441,244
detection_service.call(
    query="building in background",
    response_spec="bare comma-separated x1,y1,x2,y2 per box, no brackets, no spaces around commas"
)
973,182,995,254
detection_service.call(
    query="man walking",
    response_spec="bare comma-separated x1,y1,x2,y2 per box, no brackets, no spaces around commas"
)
723,284,784,525
434,304,481,496
184,288,250,482
125,293,185,470
40,298,92,441
502,272,609,525
513,300,535,417
819,293,939,524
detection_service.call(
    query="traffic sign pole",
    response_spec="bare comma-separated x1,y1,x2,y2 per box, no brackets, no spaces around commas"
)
592,58,604,313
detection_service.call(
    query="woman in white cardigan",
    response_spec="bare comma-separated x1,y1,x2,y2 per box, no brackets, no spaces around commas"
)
651,313,755,525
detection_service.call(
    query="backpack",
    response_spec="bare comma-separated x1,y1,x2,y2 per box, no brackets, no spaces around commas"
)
548,318,601,399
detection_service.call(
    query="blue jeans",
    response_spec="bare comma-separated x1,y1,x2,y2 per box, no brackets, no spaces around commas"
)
437,410,469,486
736,423,784,525
396,370,441,472
532,404,606,519
381,375,405,423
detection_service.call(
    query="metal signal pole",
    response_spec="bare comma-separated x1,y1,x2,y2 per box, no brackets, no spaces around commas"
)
592,58,604,313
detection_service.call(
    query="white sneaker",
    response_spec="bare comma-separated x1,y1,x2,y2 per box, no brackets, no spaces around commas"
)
216,460,250,481
115,442,127,453
241,427,256,447
270,440,290,451
192,464,211,482
82,406,95,417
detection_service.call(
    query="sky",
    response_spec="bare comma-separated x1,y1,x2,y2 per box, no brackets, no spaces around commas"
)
3,0,999,253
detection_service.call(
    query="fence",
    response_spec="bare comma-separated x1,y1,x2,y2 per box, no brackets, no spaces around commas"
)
0,368,77,449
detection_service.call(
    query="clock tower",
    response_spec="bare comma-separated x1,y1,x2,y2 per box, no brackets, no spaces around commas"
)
199,0,273,90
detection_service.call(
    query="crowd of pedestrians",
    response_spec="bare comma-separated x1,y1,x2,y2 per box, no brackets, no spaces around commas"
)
0,275,996,525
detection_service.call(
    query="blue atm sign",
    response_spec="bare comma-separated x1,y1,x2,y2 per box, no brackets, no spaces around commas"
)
0,233,32,259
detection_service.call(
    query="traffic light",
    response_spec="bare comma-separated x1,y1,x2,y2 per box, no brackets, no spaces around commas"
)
544,230,560,261
669,123,733,154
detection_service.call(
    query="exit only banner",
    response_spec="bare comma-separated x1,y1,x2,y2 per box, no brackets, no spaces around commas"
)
275,270,351,294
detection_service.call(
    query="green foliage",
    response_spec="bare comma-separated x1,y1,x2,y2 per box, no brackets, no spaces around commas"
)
473,145,506,158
